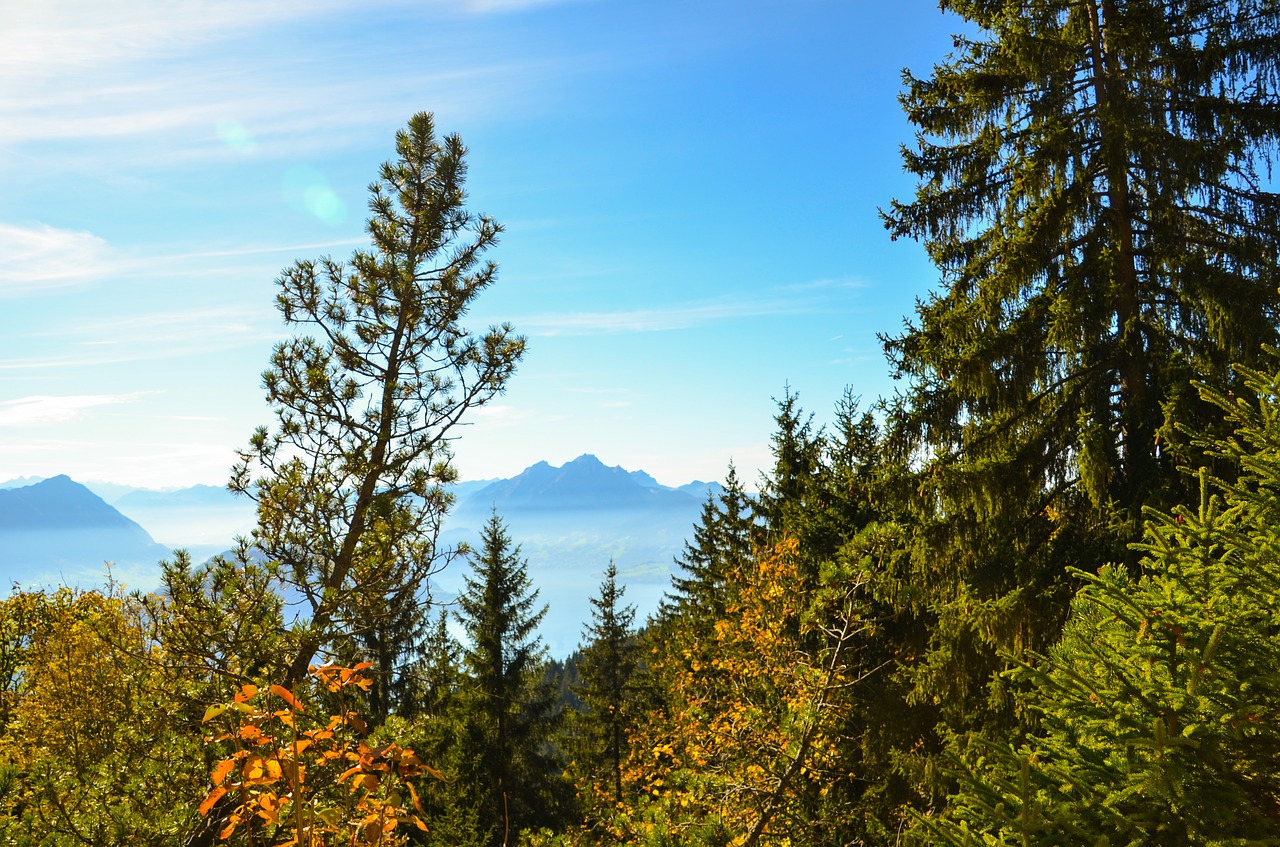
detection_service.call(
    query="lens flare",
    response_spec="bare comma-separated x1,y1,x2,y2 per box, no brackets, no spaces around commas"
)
216,119,257,154
280,166,346,226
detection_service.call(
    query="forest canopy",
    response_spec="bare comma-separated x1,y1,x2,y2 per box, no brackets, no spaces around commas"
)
1,0,1278,843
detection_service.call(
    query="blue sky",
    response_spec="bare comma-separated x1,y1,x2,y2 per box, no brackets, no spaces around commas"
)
0,0,958,490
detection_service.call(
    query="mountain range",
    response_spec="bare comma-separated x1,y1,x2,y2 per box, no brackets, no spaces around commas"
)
0,456,723,655
0,475,171,589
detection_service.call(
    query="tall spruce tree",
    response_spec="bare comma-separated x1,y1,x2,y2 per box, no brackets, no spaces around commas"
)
231,112,525,690
884,0,1280,524
573,561,638,809
877,0,1280,738
455,513,567,844
667,463,755,621
756,389,823,538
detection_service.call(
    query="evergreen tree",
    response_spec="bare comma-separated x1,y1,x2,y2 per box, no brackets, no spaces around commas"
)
418,607,463,718
884,0,1280,525
573,562,638,809
666,463,755,622
346,581,431,721
456,513,568,844
876,0,1280,750
644,462,757,795
608,394,909,847
231,111,525,689
616,536,873,847
369,608,493,846
916,363,1280,845
756,388,823,538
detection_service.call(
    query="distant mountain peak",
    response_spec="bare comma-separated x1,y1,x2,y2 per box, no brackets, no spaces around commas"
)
0,475,170,577
0,475,130,527
456,456,700,514
629,468,662,488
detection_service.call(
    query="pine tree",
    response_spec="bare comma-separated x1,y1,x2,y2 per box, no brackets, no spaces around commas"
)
455,512,568,844
573,561,638,809
231,112,525,689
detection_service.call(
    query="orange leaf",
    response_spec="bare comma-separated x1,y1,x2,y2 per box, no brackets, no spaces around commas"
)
265,758,283,782
351,773,380,793
270,684,304,712
243,755,274,784
235,683,259,703
407,782,424,814
212,758,236,786
258,793,284,825
199,785,227,817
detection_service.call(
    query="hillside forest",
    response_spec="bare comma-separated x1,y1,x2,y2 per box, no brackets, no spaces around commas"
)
3,1,1280,844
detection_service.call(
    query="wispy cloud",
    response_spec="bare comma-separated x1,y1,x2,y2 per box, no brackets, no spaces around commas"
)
515,296,817,337
460,0,582,11
143,237,369,262
467,403,537,428
54,306,269,347
0,393,152,427
0,1,579,166
0,0,570,77
0,223,113,295
0,306,277,372
0,221,362,299
0,1,350,72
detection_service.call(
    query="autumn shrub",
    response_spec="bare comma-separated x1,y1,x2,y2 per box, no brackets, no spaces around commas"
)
198,662,431,847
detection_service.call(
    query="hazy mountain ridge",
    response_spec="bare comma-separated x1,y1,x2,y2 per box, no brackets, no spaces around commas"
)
457,454,715,513
114,484,238,509
0,475,45,490
439,454,719,653
0,457,718,654
0,476,171,587
0,475,154,533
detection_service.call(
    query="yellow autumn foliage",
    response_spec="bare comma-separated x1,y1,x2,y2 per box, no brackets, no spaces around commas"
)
617,536,869,846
